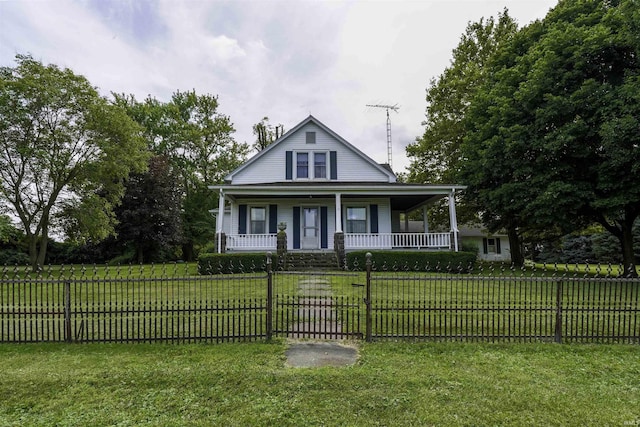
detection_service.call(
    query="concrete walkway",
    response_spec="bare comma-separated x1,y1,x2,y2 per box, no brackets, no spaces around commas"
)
285,341,359,368
284,276,359,367
290,277,342,339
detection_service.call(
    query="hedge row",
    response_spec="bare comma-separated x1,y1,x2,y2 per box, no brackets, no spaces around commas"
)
198,253,275,274
198,251,477,274
346,250,477,272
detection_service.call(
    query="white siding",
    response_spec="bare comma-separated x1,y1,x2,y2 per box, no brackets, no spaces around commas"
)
227,197,391,251
462,236,511,262
231,123,391,184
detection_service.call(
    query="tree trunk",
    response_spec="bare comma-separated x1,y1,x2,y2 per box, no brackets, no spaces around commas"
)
36,237,48,271
507,225,524,266
35,220,50,270
182,242,195,262
136,245,145,264
619,220,638,277
28,234,39,272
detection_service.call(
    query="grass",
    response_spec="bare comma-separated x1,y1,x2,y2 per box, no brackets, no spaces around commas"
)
2,268,638,343
1,262,201,280
0,341,638,426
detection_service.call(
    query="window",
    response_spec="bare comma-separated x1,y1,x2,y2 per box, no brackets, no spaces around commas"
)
250,207,266,234
306,132,316,144
346,207,367,233
296,152,308,178
483,237,501,254
314,152,326,178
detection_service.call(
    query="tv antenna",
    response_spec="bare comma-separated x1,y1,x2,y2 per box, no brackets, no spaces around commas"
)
366,103,400,169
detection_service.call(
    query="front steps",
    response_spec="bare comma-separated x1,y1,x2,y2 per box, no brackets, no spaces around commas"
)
280,251,340,270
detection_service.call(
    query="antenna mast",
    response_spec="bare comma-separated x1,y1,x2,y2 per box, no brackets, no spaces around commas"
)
366,103,400,169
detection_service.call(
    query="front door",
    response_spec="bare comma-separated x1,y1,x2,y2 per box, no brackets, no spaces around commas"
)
301,207,319,249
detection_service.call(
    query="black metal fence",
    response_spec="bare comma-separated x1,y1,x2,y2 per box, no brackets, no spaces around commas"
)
1,256,638,344
0,265,269,343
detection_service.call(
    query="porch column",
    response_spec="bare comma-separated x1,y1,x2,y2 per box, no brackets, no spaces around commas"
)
335,193,342,232
448,189,459,251
334,192,345,267
423,205,429,234
216,189,225,253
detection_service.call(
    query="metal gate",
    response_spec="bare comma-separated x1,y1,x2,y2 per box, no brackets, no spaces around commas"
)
273,271,366,339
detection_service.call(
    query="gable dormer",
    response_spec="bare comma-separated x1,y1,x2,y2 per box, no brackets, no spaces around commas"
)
225,116,396,185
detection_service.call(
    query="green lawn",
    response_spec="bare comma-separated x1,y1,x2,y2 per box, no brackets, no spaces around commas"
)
0,341,638,426
2,269,638,343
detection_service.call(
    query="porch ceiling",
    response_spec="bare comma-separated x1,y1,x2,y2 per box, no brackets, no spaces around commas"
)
211,182,459,213
210,182,465,198
389,194,444,211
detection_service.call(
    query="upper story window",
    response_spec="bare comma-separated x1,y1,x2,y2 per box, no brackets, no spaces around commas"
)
296,152,309,178
314,152,326,178
287,150,335,181
306,132,316,144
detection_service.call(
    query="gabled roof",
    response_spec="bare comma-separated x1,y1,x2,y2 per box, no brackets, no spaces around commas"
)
224,115,397,183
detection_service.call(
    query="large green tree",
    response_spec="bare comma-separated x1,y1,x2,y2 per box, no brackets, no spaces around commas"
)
0,55,148,270
115,155,183,263
407,9,518,185
115,91,249,260
406,11,519,234
461,0,640,275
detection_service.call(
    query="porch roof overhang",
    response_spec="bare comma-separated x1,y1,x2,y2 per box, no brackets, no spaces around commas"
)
209,182,466,212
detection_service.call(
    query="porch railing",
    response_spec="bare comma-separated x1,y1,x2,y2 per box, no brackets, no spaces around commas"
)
226,234,277,250
345,232,451,250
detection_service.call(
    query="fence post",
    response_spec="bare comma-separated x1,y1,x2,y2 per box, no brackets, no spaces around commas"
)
365,252,372,342
266,252,273,340
64,280,72,343
554,279,563,344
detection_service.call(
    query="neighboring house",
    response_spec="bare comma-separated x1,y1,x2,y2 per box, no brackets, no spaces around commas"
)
209,116,465,254
402,221,512,262
458,225,511,262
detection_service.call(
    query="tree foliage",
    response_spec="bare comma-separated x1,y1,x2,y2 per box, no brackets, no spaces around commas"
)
0,55,149,270
114,91,249,260
406,11,519,232
407,10,518,185
460,0,640,275
252,116,284,152
114,156,183,263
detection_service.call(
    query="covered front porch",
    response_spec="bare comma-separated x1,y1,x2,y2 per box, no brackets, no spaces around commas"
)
209,183,465,253
220,231,453,251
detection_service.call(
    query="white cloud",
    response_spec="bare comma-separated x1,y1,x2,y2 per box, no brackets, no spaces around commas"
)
0,0,557,174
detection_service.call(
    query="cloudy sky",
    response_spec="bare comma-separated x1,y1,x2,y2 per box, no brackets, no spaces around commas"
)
0,0,557,174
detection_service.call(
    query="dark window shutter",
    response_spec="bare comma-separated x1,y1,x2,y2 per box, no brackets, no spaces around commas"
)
496,238,502,254
370,204,379,233
286,151,293,180
238,205,247,235
293,207,300,249
482,238,488,254
320,206,328,249
330,151,337,180
269,205,278,234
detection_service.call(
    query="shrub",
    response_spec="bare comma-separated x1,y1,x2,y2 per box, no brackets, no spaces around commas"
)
0,249,30,266
198,252,275,274
107,249,136,266
346,250,477,272
461,242,479,254
199,242,218,255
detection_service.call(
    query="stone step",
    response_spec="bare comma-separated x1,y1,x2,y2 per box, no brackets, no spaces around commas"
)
281,252,339,270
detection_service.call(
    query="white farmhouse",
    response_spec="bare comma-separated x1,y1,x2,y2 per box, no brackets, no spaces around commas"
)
209,116,465,255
